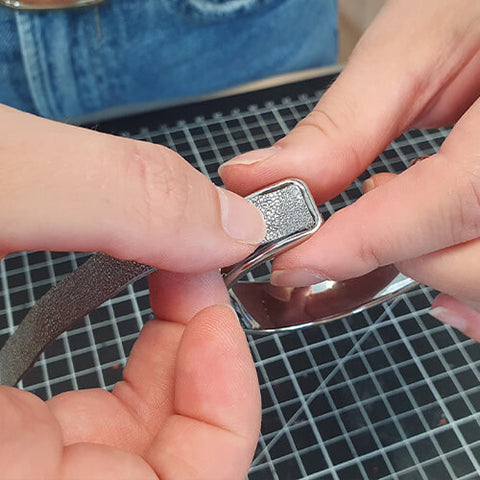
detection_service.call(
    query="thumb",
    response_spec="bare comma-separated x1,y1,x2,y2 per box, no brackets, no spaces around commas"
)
219,0,480,202
0,106,265,272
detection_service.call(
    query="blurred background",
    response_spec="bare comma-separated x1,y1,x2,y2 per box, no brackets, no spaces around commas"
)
338,0,386,62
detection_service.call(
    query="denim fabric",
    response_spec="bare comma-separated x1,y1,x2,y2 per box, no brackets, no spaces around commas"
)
0,0,337,119
0,11,36,113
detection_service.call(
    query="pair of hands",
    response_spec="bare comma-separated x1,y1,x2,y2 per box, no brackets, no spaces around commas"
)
0,106,264,479
221,0,480,342
1,0,480,478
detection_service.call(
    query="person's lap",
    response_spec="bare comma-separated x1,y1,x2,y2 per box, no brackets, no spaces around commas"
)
0,0,337,119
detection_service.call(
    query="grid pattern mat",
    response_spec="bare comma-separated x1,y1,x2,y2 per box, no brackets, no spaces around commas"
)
1,72,480,479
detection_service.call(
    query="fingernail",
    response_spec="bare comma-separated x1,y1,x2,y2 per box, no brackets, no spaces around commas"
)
410,155,430,167
271,269,328,287
219,146,280,172
217,187,266,245
429,307,467,332
363,177,375,194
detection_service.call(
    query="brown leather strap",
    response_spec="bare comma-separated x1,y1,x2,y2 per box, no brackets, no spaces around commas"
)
0,253,154,386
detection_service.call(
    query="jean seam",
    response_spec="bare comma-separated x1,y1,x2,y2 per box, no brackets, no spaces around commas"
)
72,13,101,116
15,12,58,117
37,16,64,117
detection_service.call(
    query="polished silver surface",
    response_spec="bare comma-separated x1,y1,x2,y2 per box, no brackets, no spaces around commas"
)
225,180,418,332
223,179,322,288
231,268,417,333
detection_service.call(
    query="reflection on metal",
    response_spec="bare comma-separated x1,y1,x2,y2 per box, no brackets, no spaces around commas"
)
231,267,417,333
224,179,418,333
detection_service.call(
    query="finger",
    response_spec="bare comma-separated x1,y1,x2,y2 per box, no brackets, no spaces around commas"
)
112,270,228,435
0,387,63,479
429,294,480,342
110,271,229,439
219,0,480,201
396,238,480,311
413,49,480,128
48,271,229,454
47,388,145,452
59,443,157,480
145,304,261,480
397,233,480,343
362,172,397,193
361,167,480,342
360,167,480,342
173,305,258,437
0,106,264,271
148,269,229,323
270,97,480,286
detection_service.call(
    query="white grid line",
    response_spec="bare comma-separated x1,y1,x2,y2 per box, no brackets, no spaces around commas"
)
389,308,480,473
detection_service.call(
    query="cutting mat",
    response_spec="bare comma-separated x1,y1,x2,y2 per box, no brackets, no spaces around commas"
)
1,69,479,480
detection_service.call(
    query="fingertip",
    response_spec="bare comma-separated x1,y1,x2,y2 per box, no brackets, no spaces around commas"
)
185,303,245,352
176,303,260,437
429,294,480,341
362,177,376,194
218,147,281,196
219,146,279,173
149,270,229,323
217,187,266,245
429,304,467,332
362,172,397,194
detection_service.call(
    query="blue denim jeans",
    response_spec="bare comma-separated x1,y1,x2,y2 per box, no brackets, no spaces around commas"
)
0,0,337,119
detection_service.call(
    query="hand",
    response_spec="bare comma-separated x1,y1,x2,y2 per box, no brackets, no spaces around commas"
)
219,0,480,340
1,270,261,479
0,105,265,478
0,104,264,268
